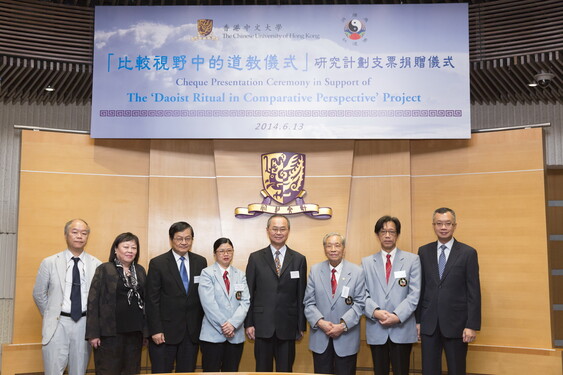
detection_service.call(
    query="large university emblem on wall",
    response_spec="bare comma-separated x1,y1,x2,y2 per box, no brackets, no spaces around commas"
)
235,152,332,219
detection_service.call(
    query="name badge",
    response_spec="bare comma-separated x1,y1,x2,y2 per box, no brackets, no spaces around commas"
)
341,286,350,298
394,270,406,279
234,283,245,291
290,271,300,279
193,276,200,284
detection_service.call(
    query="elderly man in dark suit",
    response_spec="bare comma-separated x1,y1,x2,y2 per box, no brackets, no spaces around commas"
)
146,221,208,373
416,207,481,375
245,214,307,372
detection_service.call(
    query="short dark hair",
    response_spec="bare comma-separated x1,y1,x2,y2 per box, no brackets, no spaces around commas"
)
374,216,401,236
267,214,290,230
433,207,456,222
109,232,140,263
169,221,194,240
213,237,234,253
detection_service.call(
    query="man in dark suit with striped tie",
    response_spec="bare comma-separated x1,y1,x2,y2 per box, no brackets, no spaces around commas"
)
416,207,481,375
245,214,307,372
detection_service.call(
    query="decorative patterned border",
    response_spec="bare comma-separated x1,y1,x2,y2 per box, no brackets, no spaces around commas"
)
99,109,463,117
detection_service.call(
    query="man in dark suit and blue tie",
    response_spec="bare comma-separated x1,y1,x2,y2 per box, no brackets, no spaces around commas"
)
245,214,307,372
416,207,481,375
146,221,208,373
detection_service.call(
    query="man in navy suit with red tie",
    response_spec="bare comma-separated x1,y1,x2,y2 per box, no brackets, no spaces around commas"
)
416,207,481,375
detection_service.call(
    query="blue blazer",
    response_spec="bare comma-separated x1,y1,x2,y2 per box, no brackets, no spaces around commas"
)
362,249,421,345
199,262,250,344
304,259,366,357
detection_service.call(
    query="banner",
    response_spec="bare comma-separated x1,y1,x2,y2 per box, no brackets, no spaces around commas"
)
92,4,470,139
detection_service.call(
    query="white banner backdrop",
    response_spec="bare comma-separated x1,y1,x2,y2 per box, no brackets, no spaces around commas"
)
91,4,470,139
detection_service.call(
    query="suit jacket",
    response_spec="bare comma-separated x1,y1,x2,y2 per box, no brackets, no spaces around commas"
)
304,259,366,357
199,263,250,344
244,245,307,340
362,249,421,345
145,249,207,345
32,250,102,345
85,262,147,339
416,239,481,338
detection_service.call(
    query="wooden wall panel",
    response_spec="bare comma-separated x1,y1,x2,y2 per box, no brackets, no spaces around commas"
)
6,128,562,375
412,129,551,352
147,140,220,263
213,140,355,372
13,131,150,345
347,140,413,264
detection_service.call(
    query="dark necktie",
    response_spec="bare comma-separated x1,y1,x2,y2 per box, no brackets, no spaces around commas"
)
223,270,230,294
331,268,337,295
274,250,281,276
180,256,189,294
70,257,81,322
438,245,447,279
385,254,392,284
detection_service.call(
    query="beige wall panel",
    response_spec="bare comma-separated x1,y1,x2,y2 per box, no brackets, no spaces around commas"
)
467,347,562,375
213,139,355,176
150,139,216,176
412,171,550,348
352,140,411,176
14,131,150,344
411,128,544,175
1,344,43,375
15,172,150,343
213,140,354,264
147,139,221,263
347,140,412,265
213,140,354,373
21,131,150,176
146,177,221,262
346,177,413,264
411,129,550,351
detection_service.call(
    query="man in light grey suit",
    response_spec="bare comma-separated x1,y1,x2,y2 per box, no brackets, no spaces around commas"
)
304,233,366,375
33,219,101,375
362,216,421,375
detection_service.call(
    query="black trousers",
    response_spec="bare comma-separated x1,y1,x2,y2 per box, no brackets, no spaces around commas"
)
254,335,296,372
200,340,244,372
148,329,199,373
421,325,468,375
93,331,143,375
313,338,357,375
369,338,412,375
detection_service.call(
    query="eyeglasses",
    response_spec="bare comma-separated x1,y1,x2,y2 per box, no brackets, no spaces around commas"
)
269,227,288,233
379,230,397,236
433,222,455,228
216,249,234,255
173,236,193,243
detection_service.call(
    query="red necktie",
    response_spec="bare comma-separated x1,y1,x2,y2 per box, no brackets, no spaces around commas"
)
223,270,230,294
331,268,337,295
385,254,392,284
